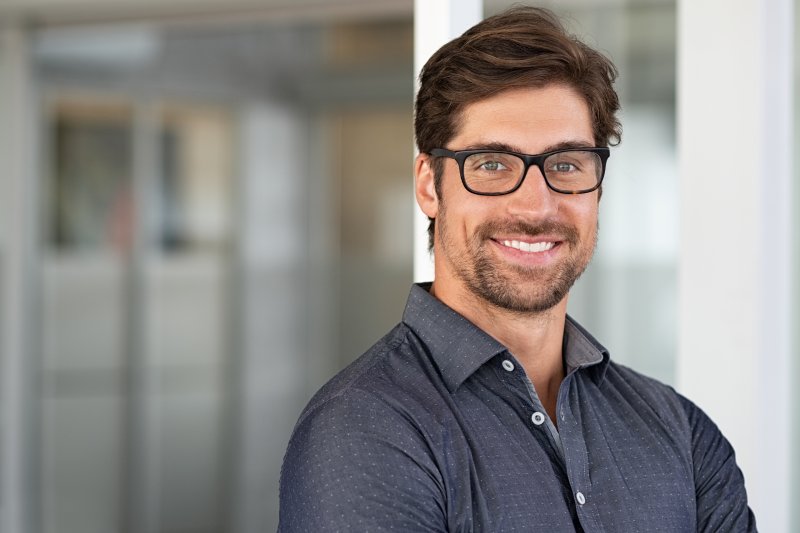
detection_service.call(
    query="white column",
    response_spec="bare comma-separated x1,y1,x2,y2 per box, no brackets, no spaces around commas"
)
677,1,792,531
412,0,482,282
0,22,37,533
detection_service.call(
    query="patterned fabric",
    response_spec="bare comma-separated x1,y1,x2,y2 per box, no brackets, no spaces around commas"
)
279,283,756,532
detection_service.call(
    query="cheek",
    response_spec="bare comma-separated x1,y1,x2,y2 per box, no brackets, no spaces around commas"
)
558,197,598,230
440,182,486,231
577,202,599,233
459,199,501,236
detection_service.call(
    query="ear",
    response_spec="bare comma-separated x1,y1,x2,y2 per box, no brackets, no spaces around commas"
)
414,153,439,219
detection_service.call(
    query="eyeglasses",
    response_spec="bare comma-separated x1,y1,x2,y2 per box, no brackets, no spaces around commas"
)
429,147,610,196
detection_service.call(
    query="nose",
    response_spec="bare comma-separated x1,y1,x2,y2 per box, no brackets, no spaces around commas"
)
506,164,558,219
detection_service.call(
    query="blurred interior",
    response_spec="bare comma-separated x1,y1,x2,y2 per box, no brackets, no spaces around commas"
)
34,6,415,532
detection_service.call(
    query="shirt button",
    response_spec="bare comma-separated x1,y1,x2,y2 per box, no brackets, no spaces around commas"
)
501,360,514,372
576,491,586,505
531,412,545,425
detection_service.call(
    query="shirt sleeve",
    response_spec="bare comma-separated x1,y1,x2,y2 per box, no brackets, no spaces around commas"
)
679,395,757,532
278,388,448,532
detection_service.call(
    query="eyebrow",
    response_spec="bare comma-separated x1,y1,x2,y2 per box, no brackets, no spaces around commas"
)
460,139,596,154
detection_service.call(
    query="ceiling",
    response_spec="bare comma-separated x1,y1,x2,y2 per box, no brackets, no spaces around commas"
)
0,0,412,28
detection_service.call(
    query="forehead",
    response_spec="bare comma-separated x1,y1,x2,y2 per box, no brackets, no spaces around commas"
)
453,84,594,151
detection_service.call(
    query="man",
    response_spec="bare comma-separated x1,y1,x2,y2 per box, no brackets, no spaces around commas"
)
279,6,756,532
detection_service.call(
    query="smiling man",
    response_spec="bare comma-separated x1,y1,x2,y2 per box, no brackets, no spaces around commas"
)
279,7,756,532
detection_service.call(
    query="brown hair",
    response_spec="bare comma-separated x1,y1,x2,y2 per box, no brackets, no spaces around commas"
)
414,6,622,250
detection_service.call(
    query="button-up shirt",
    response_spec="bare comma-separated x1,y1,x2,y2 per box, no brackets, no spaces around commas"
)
279,284,756,532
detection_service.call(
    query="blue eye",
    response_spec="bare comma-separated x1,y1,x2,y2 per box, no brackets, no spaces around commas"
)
480,161,507,171
552,161,577,173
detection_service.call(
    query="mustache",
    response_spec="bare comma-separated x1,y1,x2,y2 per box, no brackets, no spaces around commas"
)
473,219,580,244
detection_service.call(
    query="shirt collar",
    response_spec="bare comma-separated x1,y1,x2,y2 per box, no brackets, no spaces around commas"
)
563,315,610,382
402,283,610,392
402,283,506,393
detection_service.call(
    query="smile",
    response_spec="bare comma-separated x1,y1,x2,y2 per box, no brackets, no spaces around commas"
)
500,240,556,253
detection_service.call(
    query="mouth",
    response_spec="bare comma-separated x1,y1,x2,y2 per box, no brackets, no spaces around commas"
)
499,239,556,253
475,220,577,265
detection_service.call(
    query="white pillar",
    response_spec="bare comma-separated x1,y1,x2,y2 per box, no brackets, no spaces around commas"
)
412,0,482,282
0,22,37,533
677,1,793,531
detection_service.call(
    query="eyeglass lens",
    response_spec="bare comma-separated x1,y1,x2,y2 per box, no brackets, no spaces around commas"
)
463,150,602,194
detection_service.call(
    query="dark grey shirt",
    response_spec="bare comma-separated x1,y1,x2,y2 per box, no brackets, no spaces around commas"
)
279,284,756,532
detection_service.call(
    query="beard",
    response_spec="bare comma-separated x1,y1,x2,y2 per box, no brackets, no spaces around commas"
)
437,208,597,315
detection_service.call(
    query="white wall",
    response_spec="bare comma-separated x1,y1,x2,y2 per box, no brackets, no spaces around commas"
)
677,0,793,530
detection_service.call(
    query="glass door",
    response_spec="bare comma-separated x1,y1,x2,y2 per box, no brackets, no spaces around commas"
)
39,94,237,533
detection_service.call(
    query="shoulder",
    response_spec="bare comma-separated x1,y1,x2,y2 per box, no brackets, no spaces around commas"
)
598,361,729,453
601,361,726,439
279,323,448,531
281,320,448,481
299,324,407,415
294,322,441,431
602,361,691,428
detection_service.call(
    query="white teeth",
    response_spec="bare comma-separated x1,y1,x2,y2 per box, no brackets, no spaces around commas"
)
501,240,555,253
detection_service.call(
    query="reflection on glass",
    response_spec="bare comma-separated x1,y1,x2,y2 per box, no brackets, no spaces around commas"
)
40,98,236,533
49,101,133,251
147,103,234,532
42,99,133,533
158,106,232,252
35,11,415,532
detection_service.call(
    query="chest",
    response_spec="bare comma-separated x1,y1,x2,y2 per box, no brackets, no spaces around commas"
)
432,374,697,532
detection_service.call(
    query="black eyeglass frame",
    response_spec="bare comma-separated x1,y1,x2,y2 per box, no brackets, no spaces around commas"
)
429,146,610,196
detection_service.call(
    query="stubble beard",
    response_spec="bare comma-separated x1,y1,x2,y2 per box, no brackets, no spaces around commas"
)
437,206,597,315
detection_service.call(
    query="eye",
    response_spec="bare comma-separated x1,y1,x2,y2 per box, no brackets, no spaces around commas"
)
468,153,519,173
479,160,508,172
551,161,579,173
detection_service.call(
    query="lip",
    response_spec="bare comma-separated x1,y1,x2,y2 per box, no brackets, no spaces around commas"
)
493,234,563,246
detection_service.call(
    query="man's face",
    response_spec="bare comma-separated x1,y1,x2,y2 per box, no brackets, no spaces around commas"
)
421,84,600,314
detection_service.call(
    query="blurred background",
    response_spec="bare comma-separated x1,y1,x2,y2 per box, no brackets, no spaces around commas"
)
0,0,795,532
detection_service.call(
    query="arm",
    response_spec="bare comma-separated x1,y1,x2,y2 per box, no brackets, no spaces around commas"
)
679,395,757,532
278,389,447,532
